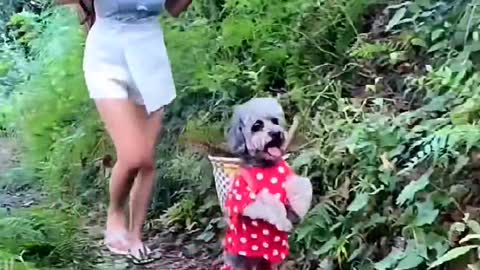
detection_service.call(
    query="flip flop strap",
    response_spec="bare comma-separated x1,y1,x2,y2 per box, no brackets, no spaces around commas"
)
104,231,129,246
127,246,155,265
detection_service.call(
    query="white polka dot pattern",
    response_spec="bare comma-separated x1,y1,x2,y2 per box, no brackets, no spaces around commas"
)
215,156,292,265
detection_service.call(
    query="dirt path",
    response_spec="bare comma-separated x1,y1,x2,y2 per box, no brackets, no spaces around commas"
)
1,136,219,269
86,210,221,270
0,137,43,209
0,137,16,173
90,227,221,270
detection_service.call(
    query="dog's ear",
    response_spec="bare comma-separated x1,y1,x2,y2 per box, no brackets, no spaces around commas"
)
226,116,246,155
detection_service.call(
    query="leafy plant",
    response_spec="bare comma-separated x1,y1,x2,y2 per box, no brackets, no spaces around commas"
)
5,0,480,269
0,207,95,269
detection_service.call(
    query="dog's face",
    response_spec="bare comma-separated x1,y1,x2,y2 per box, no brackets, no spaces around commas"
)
242,115,286,161
227,98,287,162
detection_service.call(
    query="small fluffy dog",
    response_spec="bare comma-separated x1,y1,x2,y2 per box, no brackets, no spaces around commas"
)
221,98,313,270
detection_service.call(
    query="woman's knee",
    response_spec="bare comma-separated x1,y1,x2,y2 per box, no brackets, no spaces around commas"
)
117,151,155,172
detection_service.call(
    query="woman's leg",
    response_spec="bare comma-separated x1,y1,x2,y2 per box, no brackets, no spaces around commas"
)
128,108,164,246
95,99,159,252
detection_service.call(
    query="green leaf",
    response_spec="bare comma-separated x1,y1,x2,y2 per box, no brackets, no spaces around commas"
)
313,237,337,256
196,230,215,242
413,200,439,226
428,40,448,53
396,252,424,270
467,220,480,234
291,150,316,169
410,38,427,48
425,232,449,257
428,245,478,269
451,156,470,176
468,262,480,270
459,234,480,244
386,7,407,31
473,31,479,42
347,192,369,212
431,29,444,41
374,248,404,270
348,244,365,262
396,169,433,206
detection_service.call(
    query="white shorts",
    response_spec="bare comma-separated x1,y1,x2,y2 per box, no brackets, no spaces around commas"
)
83,16,176,114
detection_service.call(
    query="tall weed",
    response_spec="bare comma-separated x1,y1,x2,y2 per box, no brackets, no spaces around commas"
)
10,7,108,201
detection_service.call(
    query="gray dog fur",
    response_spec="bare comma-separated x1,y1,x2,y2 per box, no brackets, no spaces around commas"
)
224,97,290,270
226,97,286,156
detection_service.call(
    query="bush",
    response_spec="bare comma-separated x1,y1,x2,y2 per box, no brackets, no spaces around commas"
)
5,0,480,269
0,207,95,269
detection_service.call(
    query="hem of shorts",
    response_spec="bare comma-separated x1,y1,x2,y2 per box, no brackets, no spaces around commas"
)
89,95,145,106
145,94,176,114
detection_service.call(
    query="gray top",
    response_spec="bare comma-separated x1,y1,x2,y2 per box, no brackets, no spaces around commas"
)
94,0,166,21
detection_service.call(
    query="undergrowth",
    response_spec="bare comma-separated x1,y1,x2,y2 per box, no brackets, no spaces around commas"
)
2,0,480,269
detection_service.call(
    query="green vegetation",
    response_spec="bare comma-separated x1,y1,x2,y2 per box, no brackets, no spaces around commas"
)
2,0,480,269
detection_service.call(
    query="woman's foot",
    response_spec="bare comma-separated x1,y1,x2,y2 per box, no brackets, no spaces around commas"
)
104,210,129,255
104,231,130,255
127,240,155,265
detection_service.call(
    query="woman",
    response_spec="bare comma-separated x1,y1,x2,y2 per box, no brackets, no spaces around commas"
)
69,0,191,264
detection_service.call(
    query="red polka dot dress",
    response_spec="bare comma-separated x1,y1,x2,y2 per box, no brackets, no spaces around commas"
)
223,160,293,266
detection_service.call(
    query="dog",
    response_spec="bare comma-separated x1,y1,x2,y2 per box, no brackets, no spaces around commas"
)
221,98,313,270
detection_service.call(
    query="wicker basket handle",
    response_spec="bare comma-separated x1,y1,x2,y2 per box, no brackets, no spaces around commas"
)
282,114,300,152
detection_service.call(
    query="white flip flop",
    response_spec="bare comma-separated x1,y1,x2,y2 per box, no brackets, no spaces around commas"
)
127,243,156,265
104,231,130,256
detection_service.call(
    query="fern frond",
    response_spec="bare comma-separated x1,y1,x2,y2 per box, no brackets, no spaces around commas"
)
399,125,480,175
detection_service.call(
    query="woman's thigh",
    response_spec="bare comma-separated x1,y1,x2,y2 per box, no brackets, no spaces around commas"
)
95,99,163,163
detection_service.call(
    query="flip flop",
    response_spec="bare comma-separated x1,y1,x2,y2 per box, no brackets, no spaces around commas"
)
104,231,130,256
127,244,156,265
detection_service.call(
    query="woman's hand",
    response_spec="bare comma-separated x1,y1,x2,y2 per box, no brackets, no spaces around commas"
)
165,0,192,17
55,0,94,30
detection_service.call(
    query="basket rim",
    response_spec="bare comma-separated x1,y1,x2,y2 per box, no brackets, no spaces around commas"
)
208,155,242,163
208,154,291,162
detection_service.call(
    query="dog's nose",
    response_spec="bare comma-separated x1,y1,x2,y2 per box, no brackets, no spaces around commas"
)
269,131,283,140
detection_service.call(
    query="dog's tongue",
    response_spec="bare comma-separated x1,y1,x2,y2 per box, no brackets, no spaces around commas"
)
267,147,282,158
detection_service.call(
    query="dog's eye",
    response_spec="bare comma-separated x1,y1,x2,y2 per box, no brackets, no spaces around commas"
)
251,120,264,132
271,118,279,125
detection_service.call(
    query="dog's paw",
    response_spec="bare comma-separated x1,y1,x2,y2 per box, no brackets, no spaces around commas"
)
285,175,313,219
255,190,293,231
274,217,293,232
243,200,268,220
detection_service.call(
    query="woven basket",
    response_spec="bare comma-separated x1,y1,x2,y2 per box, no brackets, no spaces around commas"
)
208,154,290,213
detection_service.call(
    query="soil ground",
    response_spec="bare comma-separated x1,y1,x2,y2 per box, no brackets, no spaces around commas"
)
0,137,219,269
